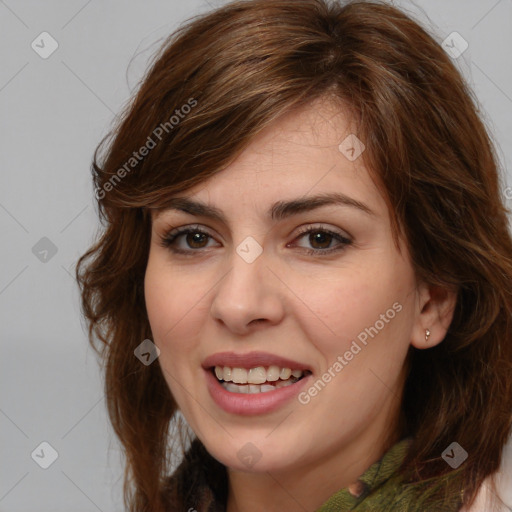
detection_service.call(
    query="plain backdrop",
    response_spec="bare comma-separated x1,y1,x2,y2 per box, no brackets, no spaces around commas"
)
1,0,511,510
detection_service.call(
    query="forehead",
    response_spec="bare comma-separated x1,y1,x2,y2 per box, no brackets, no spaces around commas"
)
153,97,389,222
237,97,362,166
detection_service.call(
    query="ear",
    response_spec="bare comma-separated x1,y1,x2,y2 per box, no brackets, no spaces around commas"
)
411,281,458,349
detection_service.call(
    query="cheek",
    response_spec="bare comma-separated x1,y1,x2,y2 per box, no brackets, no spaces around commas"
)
144,255,206,359
144,257,208,412
290,263,413,360
297,280,413,423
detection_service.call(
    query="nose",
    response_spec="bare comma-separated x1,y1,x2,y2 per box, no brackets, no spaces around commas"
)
209,245,285,335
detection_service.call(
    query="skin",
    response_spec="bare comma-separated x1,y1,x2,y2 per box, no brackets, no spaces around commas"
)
144,97,457,512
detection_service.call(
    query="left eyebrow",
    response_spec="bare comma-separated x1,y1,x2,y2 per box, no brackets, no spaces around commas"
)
153,192,376,223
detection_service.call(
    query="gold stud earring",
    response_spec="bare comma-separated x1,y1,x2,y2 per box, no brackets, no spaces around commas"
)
425,329,431,342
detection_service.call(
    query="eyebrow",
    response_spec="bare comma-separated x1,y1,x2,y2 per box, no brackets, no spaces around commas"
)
154,192,375,223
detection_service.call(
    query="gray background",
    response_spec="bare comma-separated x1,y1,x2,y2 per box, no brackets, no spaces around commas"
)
1,0,511,510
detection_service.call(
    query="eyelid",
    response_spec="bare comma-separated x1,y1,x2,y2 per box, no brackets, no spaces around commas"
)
160,223,214,238
158,221,351,240
293,223,352,242
158,222,353,256
159,223,218,243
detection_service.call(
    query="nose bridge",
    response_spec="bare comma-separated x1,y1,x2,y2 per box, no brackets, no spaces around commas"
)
218,242,267,307
210,238,284,331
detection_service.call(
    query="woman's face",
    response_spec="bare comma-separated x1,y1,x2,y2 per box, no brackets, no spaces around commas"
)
145,99,430,478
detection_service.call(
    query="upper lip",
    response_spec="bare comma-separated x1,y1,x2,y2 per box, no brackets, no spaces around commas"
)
202,351,313,372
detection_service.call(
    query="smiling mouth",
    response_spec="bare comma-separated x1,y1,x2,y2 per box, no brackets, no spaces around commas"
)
211,365,312,394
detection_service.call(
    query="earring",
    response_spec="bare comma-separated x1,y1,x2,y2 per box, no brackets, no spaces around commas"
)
425,329,431,342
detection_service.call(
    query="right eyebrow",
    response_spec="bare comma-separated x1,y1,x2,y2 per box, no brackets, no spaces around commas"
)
153,192,376,223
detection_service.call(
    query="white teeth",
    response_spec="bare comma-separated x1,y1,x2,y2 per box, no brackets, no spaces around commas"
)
214,365,306,383
231,368,248,384
225,382,240,393
223,366,232,381
267,365,280,381
215,365,304,384
248,367,267,384
220,379,297,394
213,365,308,391
280,367,292,380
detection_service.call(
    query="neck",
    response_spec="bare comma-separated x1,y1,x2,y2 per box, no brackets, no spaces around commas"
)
225,411,401,512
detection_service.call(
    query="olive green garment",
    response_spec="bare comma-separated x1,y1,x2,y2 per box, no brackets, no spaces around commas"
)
316,438,463,512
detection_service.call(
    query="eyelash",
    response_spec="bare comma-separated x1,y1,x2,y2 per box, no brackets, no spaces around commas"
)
159,223,353,257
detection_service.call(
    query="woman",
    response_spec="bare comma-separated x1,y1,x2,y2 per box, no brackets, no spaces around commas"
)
76,0,512,510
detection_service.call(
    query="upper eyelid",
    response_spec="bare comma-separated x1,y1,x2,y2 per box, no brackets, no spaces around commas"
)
157,223,354,259
159,227,352,262
160,223,352,244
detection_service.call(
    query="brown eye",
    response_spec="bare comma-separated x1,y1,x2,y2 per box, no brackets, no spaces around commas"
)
160,224,352,257
308,231,334,250
185,232,209,248
292,226,352,256
160,225,218,254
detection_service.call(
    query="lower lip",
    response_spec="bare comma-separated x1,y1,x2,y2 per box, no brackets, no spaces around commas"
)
204,369,311,416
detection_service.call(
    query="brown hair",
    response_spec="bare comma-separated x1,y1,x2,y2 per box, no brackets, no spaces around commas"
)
76,0,512,510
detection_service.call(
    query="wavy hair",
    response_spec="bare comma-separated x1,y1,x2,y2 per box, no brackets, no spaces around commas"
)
76,0,512,510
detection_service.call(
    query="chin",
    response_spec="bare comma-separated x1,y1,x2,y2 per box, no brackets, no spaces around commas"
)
202,436,299,474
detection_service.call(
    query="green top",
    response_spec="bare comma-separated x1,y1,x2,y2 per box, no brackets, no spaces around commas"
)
316,438,463,512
